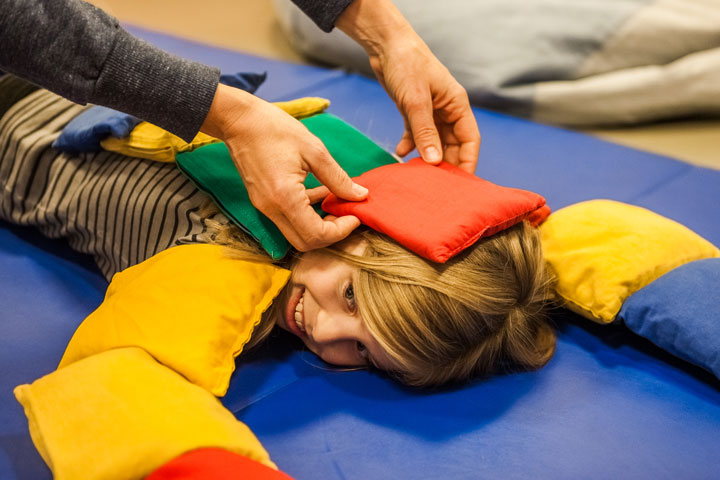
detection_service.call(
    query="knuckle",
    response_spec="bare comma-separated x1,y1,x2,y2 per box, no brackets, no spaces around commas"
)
452,83,469,101
304,230,323,246
306,139,330,162
404,96,427,113
399,87,427,107
274,187,296,206
248,192,272,213
294,241,312,253
414,125,438,141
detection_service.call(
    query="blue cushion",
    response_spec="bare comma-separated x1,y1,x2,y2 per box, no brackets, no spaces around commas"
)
218,71,267,92
619,258,720,378
52,72,266,153
52,106,141,152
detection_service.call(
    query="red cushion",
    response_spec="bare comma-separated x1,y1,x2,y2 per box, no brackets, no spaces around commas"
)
146,448,294,480
322,158,550,262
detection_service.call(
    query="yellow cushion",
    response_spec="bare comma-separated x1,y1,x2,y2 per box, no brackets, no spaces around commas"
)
272,96,330,119
100,123,219,162
100,97,330,162
15,347,275,480
59,244,290,396
540,199,720,323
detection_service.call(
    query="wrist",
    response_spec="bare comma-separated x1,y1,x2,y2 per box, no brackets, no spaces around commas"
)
199,83,256,140
336,0,412,57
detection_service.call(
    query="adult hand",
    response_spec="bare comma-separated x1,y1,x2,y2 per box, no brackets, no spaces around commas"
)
200,83,368,251
337,0,480,174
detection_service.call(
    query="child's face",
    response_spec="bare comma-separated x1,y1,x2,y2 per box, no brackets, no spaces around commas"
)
277,237,398,372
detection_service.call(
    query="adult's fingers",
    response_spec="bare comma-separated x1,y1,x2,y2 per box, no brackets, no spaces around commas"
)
395,128,415,158
306,185,330,204
404,92,443,165
456,139,480,174
430,100,480,173
275,202,361,251
452,111,481,173
304,143,368,202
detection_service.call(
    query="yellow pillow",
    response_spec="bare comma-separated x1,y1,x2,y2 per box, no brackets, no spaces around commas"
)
272,96,330,119
100,123,219,162
15,347,276,480
540,199,720,323
59,244,290,396
100,97,330,162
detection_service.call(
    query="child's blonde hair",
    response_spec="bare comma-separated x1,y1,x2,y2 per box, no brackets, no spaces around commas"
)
205,205,555,387
326,222,555,386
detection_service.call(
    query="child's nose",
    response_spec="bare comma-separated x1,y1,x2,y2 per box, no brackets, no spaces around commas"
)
311,310,352,344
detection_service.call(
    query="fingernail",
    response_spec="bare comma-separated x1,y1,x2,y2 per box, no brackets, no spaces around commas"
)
352,183,368,197
424,146,441,163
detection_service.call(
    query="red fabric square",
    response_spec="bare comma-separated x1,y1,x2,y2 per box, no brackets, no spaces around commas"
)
146,448,294,480
322,158,550,263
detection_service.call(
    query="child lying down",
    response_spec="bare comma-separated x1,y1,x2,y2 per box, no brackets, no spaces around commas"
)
0,76,556,387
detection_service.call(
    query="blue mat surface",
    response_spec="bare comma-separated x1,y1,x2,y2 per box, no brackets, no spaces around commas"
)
1,26,719,480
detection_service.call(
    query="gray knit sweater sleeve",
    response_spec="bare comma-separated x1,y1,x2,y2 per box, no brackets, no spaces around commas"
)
0,0,219,141
290,0,355,32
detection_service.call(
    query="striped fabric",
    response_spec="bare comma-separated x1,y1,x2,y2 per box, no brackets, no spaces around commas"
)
0,74,39,119
0,89,223,280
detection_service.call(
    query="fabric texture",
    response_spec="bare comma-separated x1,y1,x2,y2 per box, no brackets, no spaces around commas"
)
59,244,290,396
273,0,720,126
52,105,141,152
540,199,720,323
147,448,294,480
289,0,354,32
323,157,550,262
0,73,39,119
176,112,397,259
272,96,330,119
0,90,220,280
619,258,720,379
100,122,220,162
53,71,267,154
0,0,219,142
14,347,276,480
219,71,267,92
100,97,330,162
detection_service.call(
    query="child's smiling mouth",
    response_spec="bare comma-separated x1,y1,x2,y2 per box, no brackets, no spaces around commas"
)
294,293,306,334
285,286,307,339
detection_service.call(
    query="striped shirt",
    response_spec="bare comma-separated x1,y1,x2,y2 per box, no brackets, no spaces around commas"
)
0,89,226,280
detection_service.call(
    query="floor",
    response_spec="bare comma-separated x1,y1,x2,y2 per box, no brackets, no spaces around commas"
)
89,0,719,170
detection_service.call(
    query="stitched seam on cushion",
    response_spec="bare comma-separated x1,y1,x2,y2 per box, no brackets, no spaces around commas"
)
216,268,291,397
442,203,545,260
560,245,720,324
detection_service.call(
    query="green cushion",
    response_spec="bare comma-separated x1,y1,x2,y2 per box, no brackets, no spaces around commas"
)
176,113,397,258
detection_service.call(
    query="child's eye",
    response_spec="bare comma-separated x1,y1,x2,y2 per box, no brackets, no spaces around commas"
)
344,283,356,310
356,341,368,360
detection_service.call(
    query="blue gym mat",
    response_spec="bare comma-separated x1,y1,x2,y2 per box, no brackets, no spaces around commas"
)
1,26,718,480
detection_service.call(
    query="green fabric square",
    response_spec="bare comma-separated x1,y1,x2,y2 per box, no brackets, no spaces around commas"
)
176,113,397,259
